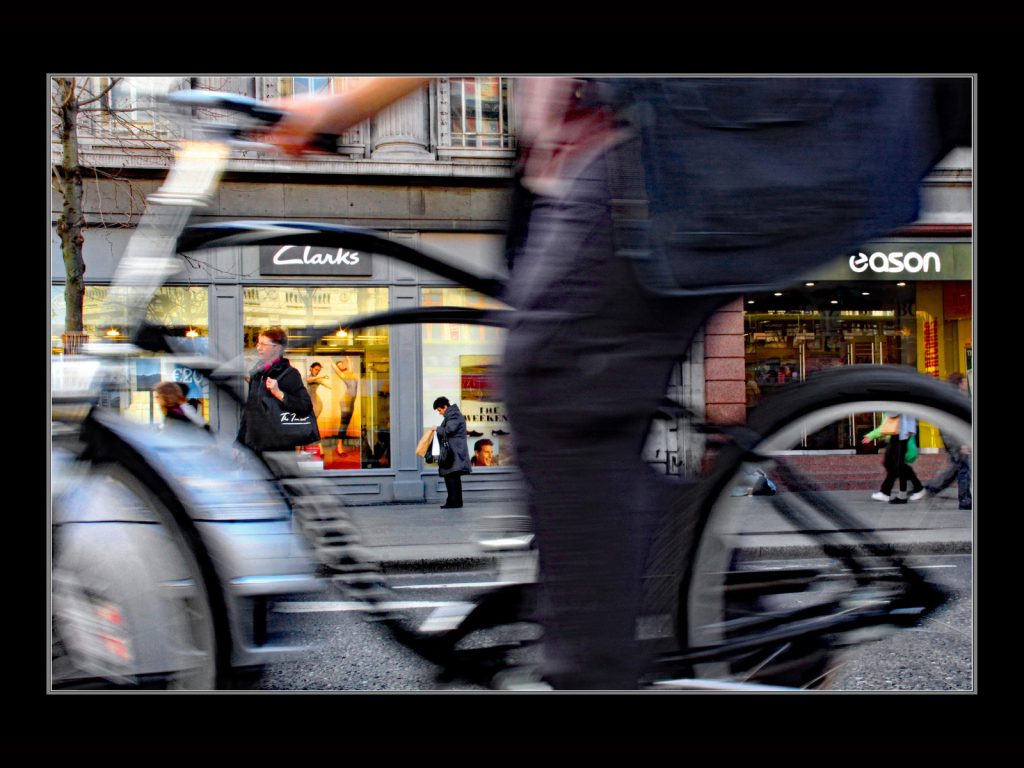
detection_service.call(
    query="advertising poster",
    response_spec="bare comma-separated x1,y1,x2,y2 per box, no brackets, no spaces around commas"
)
459,355,511,466
298,354,363,469
134,358,161,391
168,363,208,400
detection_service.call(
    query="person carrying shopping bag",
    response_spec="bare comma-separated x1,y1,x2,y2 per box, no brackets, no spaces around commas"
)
863,413,925,504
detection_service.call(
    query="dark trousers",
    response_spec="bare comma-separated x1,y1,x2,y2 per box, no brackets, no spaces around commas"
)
880,437,923,496
442,473,463,507
503,154,721,689
928,450,972,509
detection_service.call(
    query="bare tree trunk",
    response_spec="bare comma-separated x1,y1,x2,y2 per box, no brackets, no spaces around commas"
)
55,77,87,353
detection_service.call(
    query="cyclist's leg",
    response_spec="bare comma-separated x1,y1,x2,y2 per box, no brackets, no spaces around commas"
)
503,152,718,689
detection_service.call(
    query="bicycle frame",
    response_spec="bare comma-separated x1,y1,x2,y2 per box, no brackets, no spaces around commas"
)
175,222,961,691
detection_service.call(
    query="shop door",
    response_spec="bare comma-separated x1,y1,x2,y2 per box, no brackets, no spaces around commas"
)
846,338,887,448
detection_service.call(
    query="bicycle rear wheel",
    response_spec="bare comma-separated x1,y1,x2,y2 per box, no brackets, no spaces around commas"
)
676,365,972,689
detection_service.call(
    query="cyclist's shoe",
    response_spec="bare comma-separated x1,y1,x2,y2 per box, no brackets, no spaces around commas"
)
889,497,909,505
871,492,890,502
492,666,553,691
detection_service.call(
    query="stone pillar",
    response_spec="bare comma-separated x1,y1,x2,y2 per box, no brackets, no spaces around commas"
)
371,88,432,160
389,232,427,501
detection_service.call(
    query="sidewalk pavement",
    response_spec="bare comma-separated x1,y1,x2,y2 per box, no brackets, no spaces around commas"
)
344,490,973,571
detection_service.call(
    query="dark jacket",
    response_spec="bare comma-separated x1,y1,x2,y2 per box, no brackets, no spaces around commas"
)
435,403,471,477
237,356,316,452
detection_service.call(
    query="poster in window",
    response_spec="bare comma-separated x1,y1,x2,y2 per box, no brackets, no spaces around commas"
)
298,353,363,470
168,364,208,400
460,355,510,466
134,359,161,391
298,353,362,440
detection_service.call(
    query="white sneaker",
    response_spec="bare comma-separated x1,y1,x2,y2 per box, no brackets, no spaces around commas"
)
910,490,929,501
871,492,890,502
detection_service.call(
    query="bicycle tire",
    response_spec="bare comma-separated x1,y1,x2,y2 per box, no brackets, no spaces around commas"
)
672,365,972,689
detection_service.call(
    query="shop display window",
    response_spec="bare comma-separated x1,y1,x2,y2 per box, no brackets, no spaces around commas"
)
744,282,919,449
421,287,511,467
51,285,210,426
243,286,390,470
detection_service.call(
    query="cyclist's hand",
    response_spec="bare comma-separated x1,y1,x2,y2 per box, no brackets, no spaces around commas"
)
261,77,430,157
261,96,334,156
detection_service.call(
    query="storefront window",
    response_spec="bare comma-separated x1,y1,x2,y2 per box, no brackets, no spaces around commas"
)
243,286,390,470
50,285,210,425
744,282,919,449
421,287,511,467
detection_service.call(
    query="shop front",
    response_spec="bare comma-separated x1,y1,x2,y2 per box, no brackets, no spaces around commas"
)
742,240,972,450
51,225,520,504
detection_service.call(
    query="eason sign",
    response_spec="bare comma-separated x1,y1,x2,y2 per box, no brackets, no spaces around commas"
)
260,245,374,276
807,242,972,282
849,250,941,274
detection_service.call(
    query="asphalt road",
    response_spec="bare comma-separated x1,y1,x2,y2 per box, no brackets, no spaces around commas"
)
249,553,972,692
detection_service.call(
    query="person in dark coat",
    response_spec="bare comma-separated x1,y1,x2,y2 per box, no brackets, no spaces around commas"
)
237,326,317,452
431,396,471,508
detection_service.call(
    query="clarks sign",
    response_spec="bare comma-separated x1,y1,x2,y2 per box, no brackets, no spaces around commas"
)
260,245,374,276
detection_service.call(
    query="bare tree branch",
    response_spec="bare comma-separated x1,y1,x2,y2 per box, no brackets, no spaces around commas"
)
75,76,122,107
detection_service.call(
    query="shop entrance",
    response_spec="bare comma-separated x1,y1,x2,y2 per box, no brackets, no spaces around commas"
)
745,282,918,450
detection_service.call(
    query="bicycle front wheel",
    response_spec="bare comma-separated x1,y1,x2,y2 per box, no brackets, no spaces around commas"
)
678,365,972,689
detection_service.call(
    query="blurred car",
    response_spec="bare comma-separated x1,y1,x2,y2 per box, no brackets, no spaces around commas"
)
51,353,323,689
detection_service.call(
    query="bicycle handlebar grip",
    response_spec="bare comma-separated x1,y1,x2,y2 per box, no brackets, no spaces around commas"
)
167,90,286,124
168,90,338,152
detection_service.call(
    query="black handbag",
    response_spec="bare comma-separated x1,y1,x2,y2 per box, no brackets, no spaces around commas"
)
437,433,455,469
258,388,320,450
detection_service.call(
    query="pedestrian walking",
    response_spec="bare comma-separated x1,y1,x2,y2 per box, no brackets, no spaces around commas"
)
863,413,925,504
923,372,972,510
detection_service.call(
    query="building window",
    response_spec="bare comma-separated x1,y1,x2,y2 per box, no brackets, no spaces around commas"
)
279,76,332,98
442,77,515,150
243,287,390,470
87,77,178,138
421,287,511,467
50,285,210,425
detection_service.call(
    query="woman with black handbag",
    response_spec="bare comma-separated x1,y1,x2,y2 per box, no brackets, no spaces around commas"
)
237,326,319,453
431,396,471,509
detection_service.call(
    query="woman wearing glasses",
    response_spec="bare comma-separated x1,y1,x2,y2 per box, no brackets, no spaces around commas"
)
237,326,317,453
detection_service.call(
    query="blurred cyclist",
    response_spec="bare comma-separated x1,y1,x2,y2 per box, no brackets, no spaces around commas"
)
263,75,969,689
